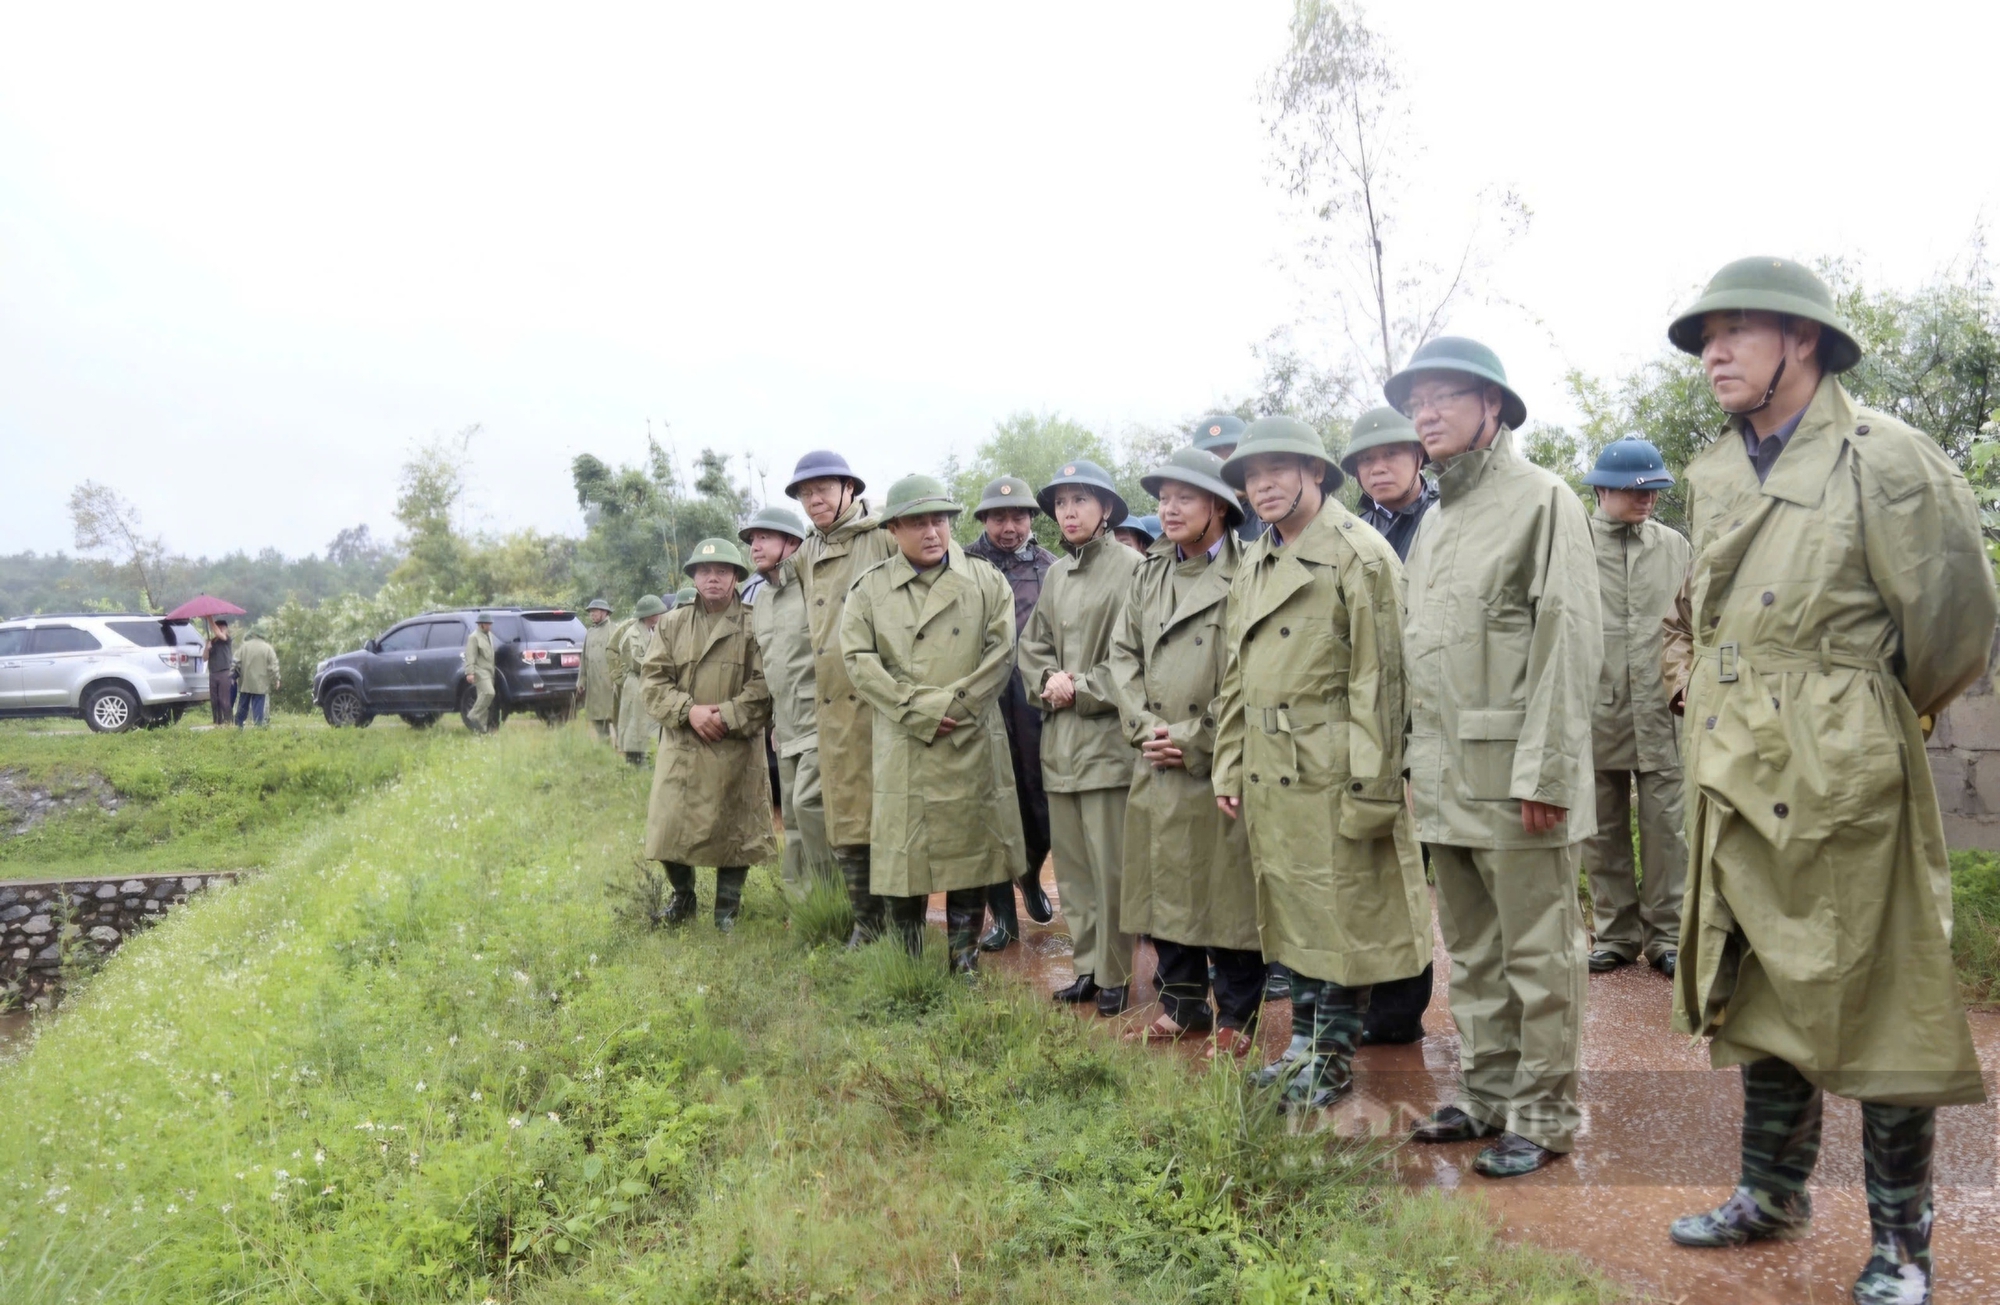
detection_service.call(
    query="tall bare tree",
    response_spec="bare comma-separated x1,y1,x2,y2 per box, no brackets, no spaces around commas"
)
68,481,168,612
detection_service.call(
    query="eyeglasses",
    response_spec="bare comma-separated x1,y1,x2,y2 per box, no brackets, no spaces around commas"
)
1400,385,1481,419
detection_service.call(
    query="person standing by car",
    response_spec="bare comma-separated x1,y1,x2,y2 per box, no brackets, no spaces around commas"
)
203,618,236,725
580,599,617,741
462,613,497,734
233,629,280,728
610,595,668,765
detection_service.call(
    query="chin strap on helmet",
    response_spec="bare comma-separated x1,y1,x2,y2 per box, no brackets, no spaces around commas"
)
1723,355,1787,418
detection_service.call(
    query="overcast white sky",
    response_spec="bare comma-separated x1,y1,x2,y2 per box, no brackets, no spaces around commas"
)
3,2,1994,560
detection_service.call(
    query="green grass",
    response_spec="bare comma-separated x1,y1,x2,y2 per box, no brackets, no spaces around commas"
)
0,727,1616,1303
0,716,447,881
1950,850,2000,1007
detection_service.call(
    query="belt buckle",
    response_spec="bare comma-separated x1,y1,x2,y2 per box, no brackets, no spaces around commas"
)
1717,641,1739,683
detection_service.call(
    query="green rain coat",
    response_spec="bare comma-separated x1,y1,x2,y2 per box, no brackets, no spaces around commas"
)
1108,532,1259,952
1210,502,1429,984
640,598,777,869
581,618,617,722
751,567,819,760
1591,509,1690,772
460,628,495,683
1017,534,1143,792
1404,427,1604,847
838,543,1027,895
794,500,899,847
609,618,659,754
1663,375,1995,1106
235,636,281,695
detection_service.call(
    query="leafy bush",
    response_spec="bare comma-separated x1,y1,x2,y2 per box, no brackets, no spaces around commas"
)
1951,850,2000,1006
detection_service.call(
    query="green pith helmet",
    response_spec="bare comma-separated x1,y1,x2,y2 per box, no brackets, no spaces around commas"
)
475,611,494,626
1219,416,1344,494
1036,458,1129,525
685,536,750,580
737,504,810,543
1583,437,1675,490
674,586,696,605
1140,446,1245,528
973,475,1038,519
1192,413,1247,454
585,597,612,613
633,593,669,619
1339,406,1426,475
880,473,964,523
1383,336,1528,431
1666,256,1861,374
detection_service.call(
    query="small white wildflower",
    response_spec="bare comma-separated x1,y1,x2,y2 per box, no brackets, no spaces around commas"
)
219,1203,231,1214
314,1150,325,1166
533,1177,544,1189
291,1150,301,1160
274,1170,289,1182
546,1112,560,1124
509,1117,523,1129
469,1090,483,1102
448,1035,458,1046
166,1204,178,1214
415,1081,426,1094
53,1204,66,1215
408,1152,420,1167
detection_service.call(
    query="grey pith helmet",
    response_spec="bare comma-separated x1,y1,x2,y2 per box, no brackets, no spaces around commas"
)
1192,413,1247,454
1035,458,1129,525
674,586,696,604
1219,416,1343,493
475,611,495,626
973,475,1039,519
1667,256,1862,373
879,473,964,523
585,597,612,613
1583,438,1675,490
737,504,810,543
633,593,668,619
784,449,865,498
1113,515,1157,544
1383,336,1528,431
1339,407,1426,476
1140,445,1244,528
685,536,751,580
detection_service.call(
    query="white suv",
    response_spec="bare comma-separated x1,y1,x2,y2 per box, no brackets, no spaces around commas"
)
0,614,210,732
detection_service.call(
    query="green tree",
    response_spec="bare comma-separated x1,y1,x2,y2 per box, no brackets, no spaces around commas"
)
389,425,478,595
943,412,1121,548
572,437,741,607
67,481,168,612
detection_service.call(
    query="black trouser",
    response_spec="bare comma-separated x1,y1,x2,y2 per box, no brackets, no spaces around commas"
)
986,671,1052,933
1362,963,1433,1043
1154,939,1264,1031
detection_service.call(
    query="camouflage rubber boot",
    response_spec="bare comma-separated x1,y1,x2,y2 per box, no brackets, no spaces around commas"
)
1252,973,1318,1088
1852,1103,1935,1305
1278,977,1366,1111
712,866,748,933
837,847,884,948
946,889,984,974
1670,1058,1820,1247
660,862,698,926
885,893,927,958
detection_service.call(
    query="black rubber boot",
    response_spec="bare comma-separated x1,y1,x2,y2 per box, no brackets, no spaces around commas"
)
886,893,927,958
624,751,645,767
1017,869,1053,925
947,890,984,974
981,878,1018,952
1852,1102,1935,1305
713,866,748,933
660,862,698,926
838,847,885,948
1670,1058,1821,1247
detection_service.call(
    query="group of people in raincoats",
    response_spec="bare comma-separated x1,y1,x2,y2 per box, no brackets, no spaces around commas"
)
618,255,1992,1305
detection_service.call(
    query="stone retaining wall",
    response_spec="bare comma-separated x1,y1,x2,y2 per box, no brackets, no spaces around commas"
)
0,872,238,1006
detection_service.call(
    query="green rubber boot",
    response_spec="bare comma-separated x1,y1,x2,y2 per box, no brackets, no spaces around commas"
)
659,862,698,926
1670,1059,1820,1247
1851,1103,1935,1305
713,866,748,933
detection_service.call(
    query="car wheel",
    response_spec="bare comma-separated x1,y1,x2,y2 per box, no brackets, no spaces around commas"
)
402,713,440,729
83,684,141,733
322,685,369,728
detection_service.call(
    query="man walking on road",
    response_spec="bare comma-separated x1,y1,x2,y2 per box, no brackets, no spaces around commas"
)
580,599,617,741
964,475,1058,951
1391,337,1602,1178
233,628,280,728
1579,438,1690,979
462,613,497,734
1659,257,1994,1305
741,504,830,898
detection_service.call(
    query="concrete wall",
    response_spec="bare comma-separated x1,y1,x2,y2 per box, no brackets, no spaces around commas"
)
0,872,238,1006
1927,633,2000,851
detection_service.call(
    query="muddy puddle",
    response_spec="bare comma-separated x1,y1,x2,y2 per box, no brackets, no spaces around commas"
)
956,871,2000,1304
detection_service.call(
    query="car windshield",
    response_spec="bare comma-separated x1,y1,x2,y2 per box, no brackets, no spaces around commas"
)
522,612,583,645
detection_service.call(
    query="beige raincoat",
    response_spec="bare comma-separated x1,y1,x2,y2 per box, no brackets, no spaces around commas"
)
752,569,828,891
640,598,777,869
581,619,616,723
1662,375,1994,1106
794,501,899,848
1108,532,1259,952
1210,503,1429,983
839,544,1026,896
609,618,659,755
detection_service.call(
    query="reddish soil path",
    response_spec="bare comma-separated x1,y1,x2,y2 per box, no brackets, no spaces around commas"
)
964,872,2000,1304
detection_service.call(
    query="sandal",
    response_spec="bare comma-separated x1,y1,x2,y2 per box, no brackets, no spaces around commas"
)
1205,1027,1257,1061
1124,1013,1196,1044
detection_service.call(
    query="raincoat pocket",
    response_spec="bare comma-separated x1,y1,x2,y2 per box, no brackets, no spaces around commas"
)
1456,708,1525,801
1336,788,1400,840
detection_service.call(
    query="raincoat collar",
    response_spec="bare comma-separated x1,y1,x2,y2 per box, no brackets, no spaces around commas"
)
1063,532,1118,567
818,498,878,545
1432,425,1520,504
1727,373,1851,509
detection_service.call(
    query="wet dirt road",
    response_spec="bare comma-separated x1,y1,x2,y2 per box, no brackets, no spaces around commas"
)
965,872,2000,1304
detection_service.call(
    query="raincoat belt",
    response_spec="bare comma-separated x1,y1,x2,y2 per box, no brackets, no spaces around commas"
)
1694,638,1893,681
1253,701,1348,733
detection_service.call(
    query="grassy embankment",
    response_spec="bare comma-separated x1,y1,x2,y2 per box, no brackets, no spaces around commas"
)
0,716,446,882
0,726,1614,1304
1950,850,2000,1007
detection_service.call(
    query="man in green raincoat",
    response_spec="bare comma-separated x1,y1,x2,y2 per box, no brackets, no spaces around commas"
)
741,504,829,897
1018,459,1142,1016
786,450,900,943
1108,447,1265,1059
609,596,667,765
1657,258,1994,1304
1579,438,1690,978
1390,337,1602,1178
1210,419,1431,1109
839,475,1026,970
461,613,498,734
641,538,777,931
580,599,617,740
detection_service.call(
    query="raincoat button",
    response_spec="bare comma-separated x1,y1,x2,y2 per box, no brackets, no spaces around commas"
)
1279,777,1291,786
816,598,825,606
1856,424,1871,435
1705,716,1717,729
951,628,959,635
1193,636,1202,645
1761,591,1775,606
1774,802,1789,817
1772,697,1781,709
1280,627,1291,637
1350,781,1363,792
916,633,925,640
1202,715,1214,727
1250,773,1260,783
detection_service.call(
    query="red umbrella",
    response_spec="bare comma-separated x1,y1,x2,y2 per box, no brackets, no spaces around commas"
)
166,594,247,620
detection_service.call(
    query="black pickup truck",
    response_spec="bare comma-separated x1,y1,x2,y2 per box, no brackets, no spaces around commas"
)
311,608,586,730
